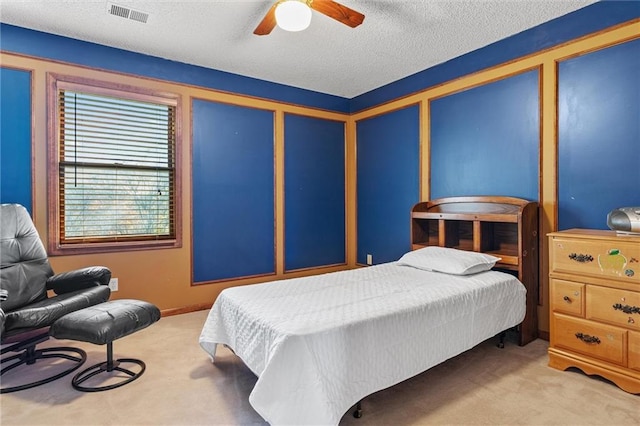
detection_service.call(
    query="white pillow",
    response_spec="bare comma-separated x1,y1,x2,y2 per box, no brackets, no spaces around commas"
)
397,246,501,275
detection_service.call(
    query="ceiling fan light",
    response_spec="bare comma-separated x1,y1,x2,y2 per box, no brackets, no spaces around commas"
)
275,0,312,32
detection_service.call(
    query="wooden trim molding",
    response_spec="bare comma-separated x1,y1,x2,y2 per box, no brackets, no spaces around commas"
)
161,303,212,317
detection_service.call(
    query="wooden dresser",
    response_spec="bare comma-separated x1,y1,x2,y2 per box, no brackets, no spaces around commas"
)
548,229,640,394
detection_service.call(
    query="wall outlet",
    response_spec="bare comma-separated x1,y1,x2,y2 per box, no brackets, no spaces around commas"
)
108,278,118,292
366,254,373,265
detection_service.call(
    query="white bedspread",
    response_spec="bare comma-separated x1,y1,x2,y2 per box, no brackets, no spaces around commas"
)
199,262,526,425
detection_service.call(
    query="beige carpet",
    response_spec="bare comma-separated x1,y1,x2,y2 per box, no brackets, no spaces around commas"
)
1,310,638,425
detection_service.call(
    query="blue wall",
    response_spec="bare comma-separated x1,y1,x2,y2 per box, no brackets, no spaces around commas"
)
430,70,539,201
356,105,420,264
558,38,640,230
284,114,346,270
0,67,32,212
192,100,275,282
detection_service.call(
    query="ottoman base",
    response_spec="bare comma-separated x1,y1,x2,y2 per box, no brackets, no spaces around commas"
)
72,342,145,392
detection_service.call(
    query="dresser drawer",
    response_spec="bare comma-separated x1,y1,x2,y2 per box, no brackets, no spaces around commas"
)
630,331,640,372
587,286,640,331
552,314,626,365
549,237,640,283
550,279,584,316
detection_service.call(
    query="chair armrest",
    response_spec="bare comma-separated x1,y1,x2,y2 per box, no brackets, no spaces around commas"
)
46,266,112,295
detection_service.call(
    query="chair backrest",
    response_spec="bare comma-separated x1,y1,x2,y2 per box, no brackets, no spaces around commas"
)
0,204,53,312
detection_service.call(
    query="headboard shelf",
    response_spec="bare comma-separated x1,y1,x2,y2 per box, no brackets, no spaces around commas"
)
485,250,519,266
411,196,539,345
411,212,519,223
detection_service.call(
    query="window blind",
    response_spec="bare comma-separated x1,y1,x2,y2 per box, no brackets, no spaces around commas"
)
58,89,176,243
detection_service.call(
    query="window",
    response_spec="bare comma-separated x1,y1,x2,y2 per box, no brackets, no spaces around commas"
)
48,74,181,254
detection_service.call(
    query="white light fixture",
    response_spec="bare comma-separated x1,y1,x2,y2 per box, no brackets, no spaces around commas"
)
275,0,312,32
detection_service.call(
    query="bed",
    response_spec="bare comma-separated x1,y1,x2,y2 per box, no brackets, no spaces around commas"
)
199,197,538,425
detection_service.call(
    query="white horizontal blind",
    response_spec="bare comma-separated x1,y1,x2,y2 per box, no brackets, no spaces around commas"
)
58,89,176,243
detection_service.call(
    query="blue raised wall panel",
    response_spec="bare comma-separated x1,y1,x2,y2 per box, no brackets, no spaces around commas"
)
430,70,539,201
0,24,349,113
558,38,640,231
356,105,420,264
192,100,275,283
351,1,640,113
284,114,345,270
0,67,32,212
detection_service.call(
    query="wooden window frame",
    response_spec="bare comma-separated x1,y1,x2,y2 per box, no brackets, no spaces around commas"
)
47,73,182,255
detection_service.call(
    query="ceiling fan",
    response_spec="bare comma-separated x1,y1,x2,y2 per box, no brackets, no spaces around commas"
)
254,0,365,35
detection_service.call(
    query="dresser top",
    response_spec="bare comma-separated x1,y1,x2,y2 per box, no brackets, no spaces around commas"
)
548,228,640,242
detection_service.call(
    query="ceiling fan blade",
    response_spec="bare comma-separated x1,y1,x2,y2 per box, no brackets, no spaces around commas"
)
310,0,365,28
254,3,278,36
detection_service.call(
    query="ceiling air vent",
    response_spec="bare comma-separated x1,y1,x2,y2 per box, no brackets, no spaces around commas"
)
129,9,149,23
107,3,149,24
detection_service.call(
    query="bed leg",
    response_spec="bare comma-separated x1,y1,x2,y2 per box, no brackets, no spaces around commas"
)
353,401,362,418
497,331,506,349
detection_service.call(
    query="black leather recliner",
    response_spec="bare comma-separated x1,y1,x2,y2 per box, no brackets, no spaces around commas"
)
0,203,112,393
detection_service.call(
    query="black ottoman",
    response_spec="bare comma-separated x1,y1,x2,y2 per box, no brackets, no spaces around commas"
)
50,299,161,392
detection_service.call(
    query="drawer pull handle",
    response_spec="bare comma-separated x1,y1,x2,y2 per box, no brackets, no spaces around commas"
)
575,332,601,344
563,296,571,303
568,253,593,263
612,303,640,315
629,317,636,324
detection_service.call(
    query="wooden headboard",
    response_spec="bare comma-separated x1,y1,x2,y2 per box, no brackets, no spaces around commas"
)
411,196,539,345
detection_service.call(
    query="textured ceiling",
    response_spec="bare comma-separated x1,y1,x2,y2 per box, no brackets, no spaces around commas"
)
0,0,597,98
